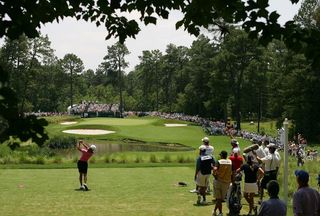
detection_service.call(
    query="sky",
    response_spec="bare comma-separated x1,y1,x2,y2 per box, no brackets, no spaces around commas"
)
39,0,302,73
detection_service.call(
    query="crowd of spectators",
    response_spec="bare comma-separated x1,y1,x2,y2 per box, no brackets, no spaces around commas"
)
133,111,281,146
24,112,67,117
69,101,120,117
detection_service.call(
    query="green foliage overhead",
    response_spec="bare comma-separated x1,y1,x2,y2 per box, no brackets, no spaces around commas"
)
2,0,320,145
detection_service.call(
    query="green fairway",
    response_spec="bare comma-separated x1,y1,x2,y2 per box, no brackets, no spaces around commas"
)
0,167,207,216
45,116,251,151
241,121,278,137
2,116,319,216
2,165,318,216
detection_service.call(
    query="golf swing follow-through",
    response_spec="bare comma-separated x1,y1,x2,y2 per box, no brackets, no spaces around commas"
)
77,140,96,191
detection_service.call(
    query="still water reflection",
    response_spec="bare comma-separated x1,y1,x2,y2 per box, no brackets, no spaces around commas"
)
58,142,194,156
94,143,194,154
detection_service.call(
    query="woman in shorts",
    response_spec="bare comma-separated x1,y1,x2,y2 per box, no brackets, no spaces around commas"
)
237,155,264,215
77,140,96,190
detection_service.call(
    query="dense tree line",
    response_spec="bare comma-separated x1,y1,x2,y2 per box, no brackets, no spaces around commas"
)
1,0,320,144
1,27,320,142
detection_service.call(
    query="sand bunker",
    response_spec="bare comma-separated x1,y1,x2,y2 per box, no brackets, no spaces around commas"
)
164,124,188,127
62,129,115,135
60,121,77,125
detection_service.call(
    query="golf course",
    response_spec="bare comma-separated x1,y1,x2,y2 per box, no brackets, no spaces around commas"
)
0,116,319,216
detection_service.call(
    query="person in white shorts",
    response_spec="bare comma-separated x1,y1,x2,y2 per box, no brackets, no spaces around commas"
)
190,137,214,193
237,155,264,215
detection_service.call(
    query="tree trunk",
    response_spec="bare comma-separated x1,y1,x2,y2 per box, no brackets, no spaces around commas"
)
70,68,73,108
257,87,261,133
118,58,123,118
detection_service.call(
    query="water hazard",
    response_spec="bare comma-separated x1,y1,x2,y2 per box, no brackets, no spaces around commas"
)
57,141,194,156
94,142,194,154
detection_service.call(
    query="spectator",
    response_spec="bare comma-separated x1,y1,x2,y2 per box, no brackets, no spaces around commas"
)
293,170,320,216
296,146,305,167
190,137,215,194
238,155,264,215
229,148,243,181
231,139,240,154
194,146,215,205
256,140,267,159
212,150,232,216
199,136,214,156
258,180,286,216
254,143,280,203
251,140,267,194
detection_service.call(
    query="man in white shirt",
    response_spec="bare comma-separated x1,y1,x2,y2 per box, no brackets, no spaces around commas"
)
199,136,214,156
253,143,280,203
255,140,266,158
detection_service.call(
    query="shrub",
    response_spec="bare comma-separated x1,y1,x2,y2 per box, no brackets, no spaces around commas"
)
118,155,127,164
26,145,54,157
0,145,12,157
105,154,112,163
161,154,172,163
35,156,46,164
2,156,18,164
177,155,186,163
185,156,194,163
19,155,33,164
149,154,158,163
47,136,77,149
134,155,143,163
90,157,96,164
72,156,78,163
53,156,63,164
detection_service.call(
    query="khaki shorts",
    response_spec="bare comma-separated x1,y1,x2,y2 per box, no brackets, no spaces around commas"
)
214,179,230,199
244,182,258,194
196,173,210,187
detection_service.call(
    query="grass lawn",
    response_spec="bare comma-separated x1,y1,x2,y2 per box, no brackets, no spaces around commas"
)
0,167,211,216
1,164,319,216
241,120,278,137
2,116,319,216
0,167,263,216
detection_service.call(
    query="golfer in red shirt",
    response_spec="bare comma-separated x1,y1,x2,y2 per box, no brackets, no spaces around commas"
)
77,140,96,190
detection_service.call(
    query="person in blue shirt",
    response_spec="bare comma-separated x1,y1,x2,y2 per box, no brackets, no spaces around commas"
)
258,180,286,216
194,146,215,205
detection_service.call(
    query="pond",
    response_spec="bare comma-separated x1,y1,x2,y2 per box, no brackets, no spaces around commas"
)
94,142,194,154
56,142,195,156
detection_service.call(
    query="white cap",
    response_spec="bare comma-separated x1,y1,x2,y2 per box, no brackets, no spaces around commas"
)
267,143,277,149
90,144,97,152
233,148,240,154
202,137,209,143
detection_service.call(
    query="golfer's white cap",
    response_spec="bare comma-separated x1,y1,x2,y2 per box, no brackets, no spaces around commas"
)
202,137,209,143
90,144,97,152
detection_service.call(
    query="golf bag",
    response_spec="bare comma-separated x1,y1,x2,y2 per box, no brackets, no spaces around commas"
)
227,173,242,216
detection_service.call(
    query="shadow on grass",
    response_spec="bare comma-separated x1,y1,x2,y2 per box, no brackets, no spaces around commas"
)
74,188,91,192
193,201,214,207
